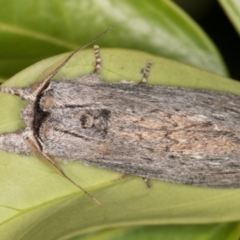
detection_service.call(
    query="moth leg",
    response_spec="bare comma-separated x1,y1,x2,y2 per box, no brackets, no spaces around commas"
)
0,131,31,155
139,61,152,84
93,45,101,74
114,173,131,182
142,177,152,188
0,86,34,102
76,45,102,84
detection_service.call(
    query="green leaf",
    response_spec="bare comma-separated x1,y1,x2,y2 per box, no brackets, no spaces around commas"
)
0,49,239,240
0,0,227,81
70,223,240,240
219,0,240,35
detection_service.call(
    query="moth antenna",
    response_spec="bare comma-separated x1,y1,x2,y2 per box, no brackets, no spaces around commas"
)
31,26,113,97
27,136,101,205
53,161,101,205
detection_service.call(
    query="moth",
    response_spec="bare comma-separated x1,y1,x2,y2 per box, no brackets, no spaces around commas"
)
1,29,240,204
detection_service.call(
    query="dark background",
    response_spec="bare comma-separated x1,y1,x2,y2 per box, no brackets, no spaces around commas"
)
174,0,240,80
